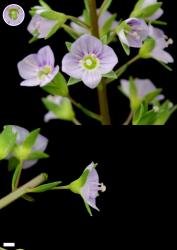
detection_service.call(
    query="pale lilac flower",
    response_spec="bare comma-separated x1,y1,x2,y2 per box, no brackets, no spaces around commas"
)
17,46,59,87
3,4,25,26
118,18,148,48
62,35,118,88
71,10,118,34
120,78,164,101
43,95,75,122
140,0,164,20
44,96,64,122
11,126,48,169
148,25,174,64
80,162,106,212
27,14,57,39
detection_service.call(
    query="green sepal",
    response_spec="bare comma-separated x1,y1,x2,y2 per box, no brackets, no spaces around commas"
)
99,0,112,17
103,71,117,80
131,2,163,19
139,38,156,58
42,72,68,97
82,197,93,216
0,126,17,161
13,129,40,161
65,41,72,51
12,162,22,190
27,151,49,161
100,13,117,37
68,77,81,86
8,157,19,172
29,181,62,193
42,97,75,121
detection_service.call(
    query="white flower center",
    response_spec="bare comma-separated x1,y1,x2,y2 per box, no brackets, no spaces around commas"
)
81,54,100,70
38,65,52,80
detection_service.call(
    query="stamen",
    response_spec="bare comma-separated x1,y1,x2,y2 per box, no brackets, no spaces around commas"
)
99,183,106,192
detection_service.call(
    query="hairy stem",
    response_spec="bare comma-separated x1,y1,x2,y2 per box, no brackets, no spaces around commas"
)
71,98,102,122
87,0,111,125
106,55,140,85
123,111,133,125
0,173,48,210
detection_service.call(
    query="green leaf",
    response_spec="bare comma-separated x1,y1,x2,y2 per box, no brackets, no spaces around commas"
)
115,64,128,79
100,13,117,36
27,151,49,161
23,194,35,202
8,157,19,172
63,25,80,40
65,41,72,51
42,97,75,121
150,20,167,26
82,9,90,25
13,129,40,160
39,0,51,9
139,38,155,58
131,2,163,19
103,71,117,80
120,39,130,56
12,162,22,190
144,89,163,104
82,197,93,216
30,181,62,193
133,103,147,124
29,36,39,44
46,21,64,39
157,61,173,71
41,11,67,21
0,126,17,160
99,0,112,17
137,110,157,125
23,129,40,150
154,101,177,125
68,77,81,86
42,72,68,96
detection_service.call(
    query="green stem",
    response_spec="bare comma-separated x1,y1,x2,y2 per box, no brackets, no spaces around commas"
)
67,15,90,29
106,55,140,85
123,111,133,125
71,98,102,122
87,0,111,125
97,80,111,125
0,173,48,210
62,24,79,40
72,118,82,125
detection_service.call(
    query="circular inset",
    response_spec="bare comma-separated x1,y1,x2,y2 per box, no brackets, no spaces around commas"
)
3,4,25,26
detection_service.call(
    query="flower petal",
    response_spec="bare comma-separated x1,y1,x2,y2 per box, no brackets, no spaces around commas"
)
44,111,57,123
148,9,164,20
11,125,29,144
27,15,56,39
37,46,55,67
17,54,39,79
99,45,118,74
71,35,103,57
82,70,102,89
33,134,48,152
20,77,41,87
152,49,174,64
118,30,129,46
40,65,59,87
23,160,38,170
120,79,130,97
62,53,83,79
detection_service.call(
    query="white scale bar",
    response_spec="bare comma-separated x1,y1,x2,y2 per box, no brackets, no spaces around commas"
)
3,243,15,247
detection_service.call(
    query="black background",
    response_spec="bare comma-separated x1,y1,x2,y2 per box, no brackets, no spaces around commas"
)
0,0,176,249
